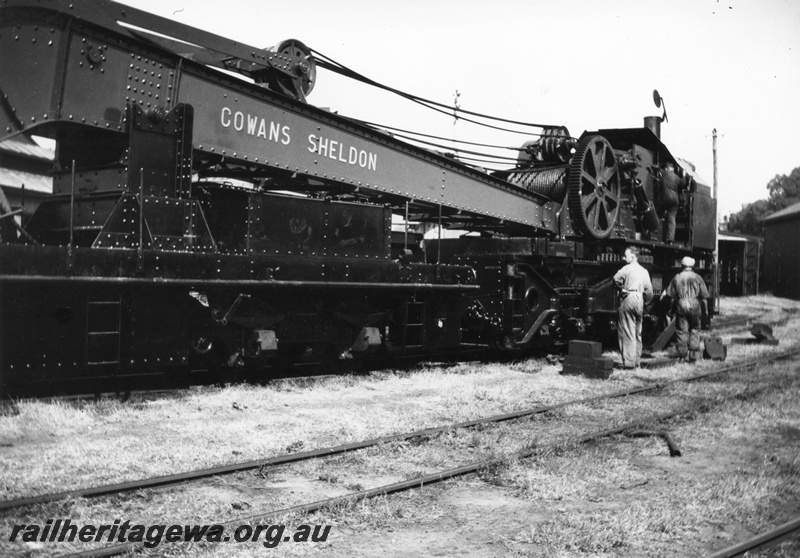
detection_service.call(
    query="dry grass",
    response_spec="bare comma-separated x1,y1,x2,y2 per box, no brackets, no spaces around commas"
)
1,295,799,557
503,448,650,502
492,357,800,557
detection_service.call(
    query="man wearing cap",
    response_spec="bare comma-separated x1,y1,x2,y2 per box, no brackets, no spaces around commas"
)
613,246,654,369
663,256,710,361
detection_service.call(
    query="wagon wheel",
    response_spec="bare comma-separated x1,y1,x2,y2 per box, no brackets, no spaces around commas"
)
568,135,621,239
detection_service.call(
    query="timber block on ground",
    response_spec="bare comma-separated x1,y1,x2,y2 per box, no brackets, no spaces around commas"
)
568,340,602,359
561,355,615,379
731,337,780,346
564,355,614,370
751,323,775,340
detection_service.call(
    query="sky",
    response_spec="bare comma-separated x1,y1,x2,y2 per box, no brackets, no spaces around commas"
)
116,0,800,220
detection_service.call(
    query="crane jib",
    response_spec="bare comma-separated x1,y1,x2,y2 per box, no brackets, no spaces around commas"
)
0,1,559,236
183,71,558,233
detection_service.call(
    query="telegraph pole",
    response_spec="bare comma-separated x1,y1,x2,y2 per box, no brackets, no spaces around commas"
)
713,128,720,313
713,128,718,199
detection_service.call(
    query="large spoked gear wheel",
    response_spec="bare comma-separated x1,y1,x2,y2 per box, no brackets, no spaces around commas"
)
568,135,621,239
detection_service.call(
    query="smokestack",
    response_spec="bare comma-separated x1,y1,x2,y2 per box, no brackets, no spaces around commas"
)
644,116,661,139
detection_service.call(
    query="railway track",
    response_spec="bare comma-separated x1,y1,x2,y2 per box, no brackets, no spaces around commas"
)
2,349,797,553
52,347,800,558
2,312,795,557
706,517,800,557
3,346,797,514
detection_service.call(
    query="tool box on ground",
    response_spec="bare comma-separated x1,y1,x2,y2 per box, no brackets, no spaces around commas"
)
703,336,727,360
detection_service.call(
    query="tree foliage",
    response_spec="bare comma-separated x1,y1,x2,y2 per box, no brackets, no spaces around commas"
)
726,166,800,236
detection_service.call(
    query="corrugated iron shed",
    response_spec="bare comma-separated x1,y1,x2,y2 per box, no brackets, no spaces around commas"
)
0,137,55,160
762,200,800,224
0,137,54,194
762,201,800,300
0,166,52,193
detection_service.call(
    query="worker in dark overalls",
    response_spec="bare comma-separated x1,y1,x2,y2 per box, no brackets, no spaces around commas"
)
659,162,681,244
663,256,710,362
613,246,654,369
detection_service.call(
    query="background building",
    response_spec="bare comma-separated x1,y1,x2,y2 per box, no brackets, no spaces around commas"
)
0,136,54,227
762,201,800,300
718,230,763,296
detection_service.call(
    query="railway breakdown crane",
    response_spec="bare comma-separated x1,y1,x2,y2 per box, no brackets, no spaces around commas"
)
0,0,716,397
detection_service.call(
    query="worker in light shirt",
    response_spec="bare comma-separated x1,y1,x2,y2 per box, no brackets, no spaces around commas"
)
613,246,654,369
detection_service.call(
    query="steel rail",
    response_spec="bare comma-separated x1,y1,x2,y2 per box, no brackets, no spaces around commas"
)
61,408,690,558
64,377,797,558
704,516,800,557
4,346,798,514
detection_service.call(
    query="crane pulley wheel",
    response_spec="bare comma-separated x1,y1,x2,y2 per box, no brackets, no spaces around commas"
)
267,39,317,101
567,135,621,239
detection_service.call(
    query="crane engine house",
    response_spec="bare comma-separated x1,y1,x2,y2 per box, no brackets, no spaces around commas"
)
0,0,716,397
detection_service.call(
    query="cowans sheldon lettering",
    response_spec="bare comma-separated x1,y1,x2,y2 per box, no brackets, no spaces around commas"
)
219,107,377,171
